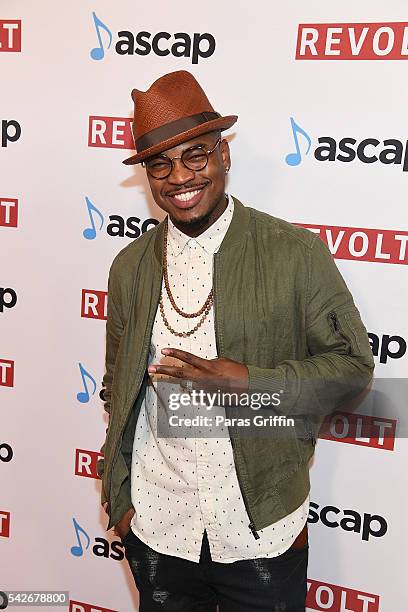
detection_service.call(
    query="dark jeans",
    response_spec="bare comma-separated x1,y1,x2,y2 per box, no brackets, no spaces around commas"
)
122,528,308,611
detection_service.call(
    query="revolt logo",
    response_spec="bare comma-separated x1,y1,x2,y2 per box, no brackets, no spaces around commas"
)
0,359,14,387
75,449,103,480
295,222,408,265
89,11,215,64
285,116,408,172
0,20,21,52
82,196,159,239
307,579,379,611
296,22,408,60
88,116,133,149
0,510,10,537
70,601,117,612
319,411,397,451
81,290,107,321
0,198,18,227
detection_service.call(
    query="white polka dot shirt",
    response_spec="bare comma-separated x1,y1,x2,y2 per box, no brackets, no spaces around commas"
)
129,193,309,563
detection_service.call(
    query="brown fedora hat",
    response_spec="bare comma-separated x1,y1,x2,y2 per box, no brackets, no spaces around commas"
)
122,70,238,165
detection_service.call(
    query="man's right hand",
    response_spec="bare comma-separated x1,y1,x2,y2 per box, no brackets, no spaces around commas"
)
113,506,136,541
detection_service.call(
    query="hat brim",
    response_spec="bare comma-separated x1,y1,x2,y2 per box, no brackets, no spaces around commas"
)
122,115,238,165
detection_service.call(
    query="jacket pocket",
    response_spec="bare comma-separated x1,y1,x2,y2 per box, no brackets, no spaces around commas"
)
327,307,368,357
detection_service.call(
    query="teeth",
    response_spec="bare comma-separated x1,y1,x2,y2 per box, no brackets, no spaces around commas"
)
173,189,201,202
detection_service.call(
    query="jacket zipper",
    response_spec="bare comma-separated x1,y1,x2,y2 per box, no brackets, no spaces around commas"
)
328,310,352,355
328,311,340,333
213,251,260,540
306,419,316,446
228,434,260,540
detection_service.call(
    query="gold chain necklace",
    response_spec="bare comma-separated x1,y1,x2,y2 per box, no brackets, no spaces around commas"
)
160,217,214,337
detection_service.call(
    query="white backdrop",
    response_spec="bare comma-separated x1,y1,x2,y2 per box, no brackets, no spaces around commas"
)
1,1,407,610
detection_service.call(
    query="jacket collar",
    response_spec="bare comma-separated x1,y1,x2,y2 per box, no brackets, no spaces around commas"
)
153,194,250,266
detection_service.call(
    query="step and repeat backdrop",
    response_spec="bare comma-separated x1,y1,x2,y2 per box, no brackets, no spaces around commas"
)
1,1,407,610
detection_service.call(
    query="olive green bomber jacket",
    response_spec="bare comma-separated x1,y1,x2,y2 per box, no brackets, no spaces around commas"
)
96,196,375,535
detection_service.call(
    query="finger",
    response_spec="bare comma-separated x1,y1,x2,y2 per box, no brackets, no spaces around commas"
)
148,364,191,378
161,347,207,368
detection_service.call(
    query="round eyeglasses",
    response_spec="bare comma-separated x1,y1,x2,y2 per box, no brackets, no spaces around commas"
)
142,137,222,179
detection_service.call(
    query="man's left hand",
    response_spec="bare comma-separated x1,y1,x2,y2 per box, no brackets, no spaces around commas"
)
148,348,249,394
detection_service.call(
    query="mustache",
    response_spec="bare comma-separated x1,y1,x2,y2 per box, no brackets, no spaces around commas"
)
165,182,209,196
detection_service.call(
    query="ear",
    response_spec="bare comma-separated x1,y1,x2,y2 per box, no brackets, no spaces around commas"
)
220,139,231,172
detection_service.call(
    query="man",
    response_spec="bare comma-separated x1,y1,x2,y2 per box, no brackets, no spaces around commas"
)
97,70,374,611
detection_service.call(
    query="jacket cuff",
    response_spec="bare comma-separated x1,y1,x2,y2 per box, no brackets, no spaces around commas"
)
246,364,285,395
107,481,133,530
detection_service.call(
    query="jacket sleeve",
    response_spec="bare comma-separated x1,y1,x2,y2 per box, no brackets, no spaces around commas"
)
96,264,125,506
246,235,375,424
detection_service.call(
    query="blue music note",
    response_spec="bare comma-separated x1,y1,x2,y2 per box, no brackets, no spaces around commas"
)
83,196,104,240
77,362,97,403
285,117,312,167
70,518,91,557
90,12,113,61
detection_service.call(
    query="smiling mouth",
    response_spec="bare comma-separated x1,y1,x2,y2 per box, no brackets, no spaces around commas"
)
173,189,202,202
166,185,207,208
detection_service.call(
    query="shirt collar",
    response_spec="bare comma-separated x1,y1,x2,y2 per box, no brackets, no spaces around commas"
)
167,193,234,257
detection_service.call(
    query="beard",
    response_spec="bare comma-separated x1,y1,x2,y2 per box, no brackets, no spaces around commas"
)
169,192,227,234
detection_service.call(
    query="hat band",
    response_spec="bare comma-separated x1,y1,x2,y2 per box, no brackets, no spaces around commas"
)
135,111,221,153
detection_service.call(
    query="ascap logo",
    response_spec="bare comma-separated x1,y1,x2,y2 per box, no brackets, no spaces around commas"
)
82,196,159,239
70,517,125,560
90,11,215,64
0,443,13,463
296,22,408,60
0,288,17,313
308,502,387,541
285,116,408,172
1,119,21,148
369,332,407,363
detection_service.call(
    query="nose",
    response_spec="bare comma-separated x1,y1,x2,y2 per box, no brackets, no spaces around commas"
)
166,158,195,185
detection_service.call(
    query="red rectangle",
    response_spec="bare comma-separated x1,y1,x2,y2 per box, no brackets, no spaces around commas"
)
81,289,107,320
319,411,396,451
75,449,103,479
295,222,408,265
296,22,408,60
0,20,21,52
307,579,379,611
88,116,133,149
0,511,10,537
70,601,118,612
0,198,18,227
0,359,14,387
